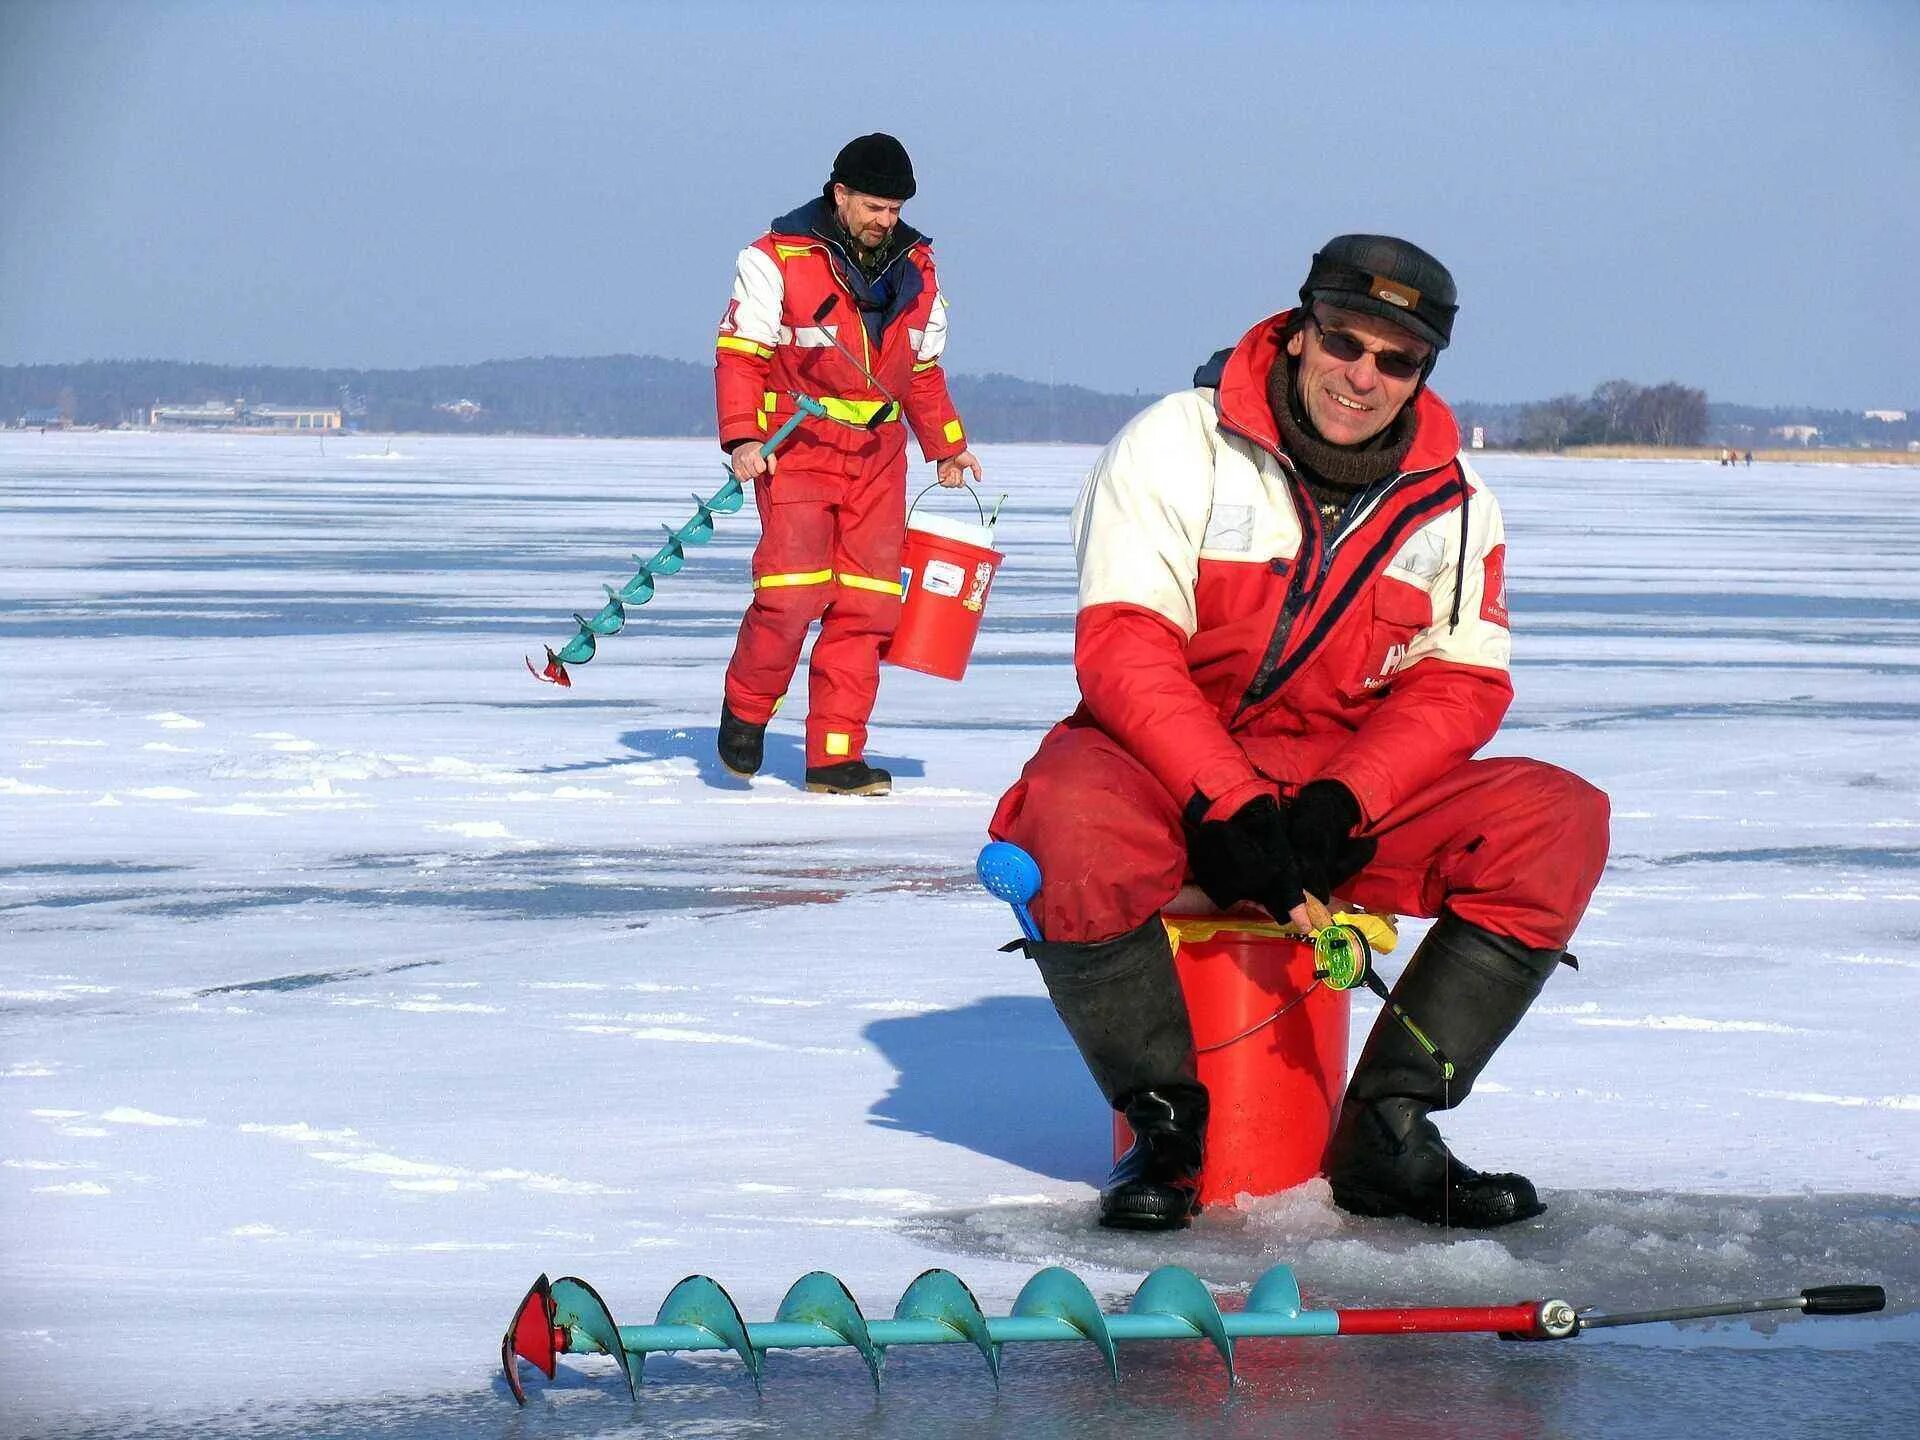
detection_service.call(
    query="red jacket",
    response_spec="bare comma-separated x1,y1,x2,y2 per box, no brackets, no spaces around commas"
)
715,198,967,468
1067,310,1514,828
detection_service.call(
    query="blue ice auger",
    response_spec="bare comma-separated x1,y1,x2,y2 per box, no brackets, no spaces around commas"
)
526,392,830,685
501,1265,1884,1405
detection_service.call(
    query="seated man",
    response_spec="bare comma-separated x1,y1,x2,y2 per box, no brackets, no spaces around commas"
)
990,235,1610,1232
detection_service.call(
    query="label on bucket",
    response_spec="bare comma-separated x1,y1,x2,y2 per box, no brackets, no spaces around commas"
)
963,561,993,612
922,559,966,597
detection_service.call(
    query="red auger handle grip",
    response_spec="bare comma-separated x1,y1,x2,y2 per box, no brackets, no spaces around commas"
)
1801,1285,1885,1316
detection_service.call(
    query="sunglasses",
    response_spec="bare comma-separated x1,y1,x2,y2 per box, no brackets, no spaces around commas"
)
1306,311,1428,381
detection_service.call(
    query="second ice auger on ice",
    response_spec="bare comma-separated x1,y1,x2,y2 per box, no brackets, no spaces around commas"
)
525,392,830,686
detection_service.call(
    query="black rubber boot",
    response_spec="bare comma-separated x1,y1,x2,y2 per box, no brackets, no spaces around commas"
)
1027,916,1208,1230
1101,1084,1209,1230
1326,914,1564,1229
804,760,892,795
717,705,766,778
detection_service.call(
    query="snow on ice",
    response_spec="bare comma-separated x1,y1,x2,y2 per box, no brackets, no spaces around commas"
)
1,432,1915,1437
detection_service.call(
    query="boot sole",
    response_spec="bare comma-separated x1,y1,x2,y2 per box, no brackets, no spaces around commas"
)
805,780,891,795
720,759,760,778
1098,1209,1195,1232
1332,1179,1546,1229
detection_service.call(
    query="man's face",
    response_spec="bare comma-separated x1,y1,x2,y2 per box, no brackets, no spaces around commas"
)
833,185,903,252
1285,303,1432,446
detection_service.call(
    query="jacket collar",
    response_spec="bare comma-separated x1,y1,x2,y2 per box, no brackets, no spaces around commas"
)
769,196,927,270
1213,309,1461,473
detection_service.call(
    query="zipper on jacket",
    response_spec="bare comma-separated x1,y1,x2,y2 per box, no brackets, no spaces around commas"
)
1236,462,1455,716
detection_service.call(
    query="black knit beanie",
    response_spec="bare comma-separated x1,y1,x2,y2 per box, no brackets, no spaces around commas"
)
828,133,916,201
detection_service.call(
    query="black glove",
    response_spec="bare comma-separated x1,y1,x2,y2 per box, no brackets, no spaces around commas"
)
1286,780,1376,902
1185,794,1305,920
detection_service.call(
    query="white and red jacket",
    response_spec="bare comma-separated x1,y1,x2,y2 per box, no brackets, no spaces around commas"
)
715,198,967,467
1068,310,1513,829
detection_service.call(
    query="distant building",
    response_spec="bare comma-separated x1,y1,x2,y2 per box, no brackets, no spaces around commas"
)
1772,424,1820,445
435,398,485,420
149,399,341,431
248,405,342,431
18,407,69,429
1863,409,1908,424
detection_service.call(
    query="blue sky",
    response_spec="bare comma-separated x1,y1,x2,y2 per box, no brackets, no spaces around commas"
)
1,0,1913,406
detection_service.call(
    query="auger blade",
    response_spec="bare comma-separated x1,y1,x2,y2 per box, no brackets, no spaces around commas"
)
657,1274,765,1391
1012,1267,1117,1383
706,472,746,514
555,623,597,666
896,1268,1001,1387
1246,1263,1305,1318
501,1274,560,1406
618,564,656,603
526,647,572,686
583,592,625,635
1130,1266,1235,1386
648,528,686,575
675,497,717,544
551,1275,636,1400
777,1272,883,1391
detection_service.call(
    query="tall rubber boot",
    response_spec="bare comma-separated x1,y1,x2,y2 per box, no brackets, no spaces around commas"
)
1326,913,1564,1229
1028,916,1208,1230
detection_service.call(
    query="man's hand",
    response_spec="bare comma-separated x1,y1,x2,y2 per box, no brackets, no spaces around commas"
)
1286,780,1376,904
1186,793,1321,932
730,442,775,484
936,450,982,488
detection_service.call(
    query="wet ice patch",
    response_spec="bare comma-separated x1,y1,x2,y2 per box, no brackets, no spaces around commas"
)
145,712,204,730
427,821,512,839
125,786,200,800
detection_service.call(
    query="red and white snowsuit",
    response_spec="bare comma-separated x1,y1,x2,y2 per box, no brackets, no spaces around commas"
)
716,198,969,767
990,312,1609,950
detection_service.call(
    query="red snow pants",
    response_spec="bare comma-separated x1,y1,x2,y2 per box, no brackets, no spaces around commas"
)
723,434,907,768
989,720,1610,951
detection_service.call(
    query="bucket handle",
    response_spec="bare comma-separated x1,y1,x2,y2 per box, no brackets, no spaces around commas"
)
909,480,988,529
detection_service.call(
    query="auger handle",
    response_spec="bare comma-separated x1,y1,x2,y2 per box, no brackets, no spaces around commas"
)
1802,1284,1885,1316
1577,1282,1888,1331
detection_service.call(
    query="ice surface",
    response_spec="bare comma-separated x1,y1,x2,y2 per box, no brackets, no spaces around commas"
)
1,433,1915,1436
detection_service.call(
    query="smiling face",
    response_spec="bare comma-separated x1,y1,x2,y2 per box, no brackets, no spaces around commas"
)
1285,303,1433,446
831,184,903,253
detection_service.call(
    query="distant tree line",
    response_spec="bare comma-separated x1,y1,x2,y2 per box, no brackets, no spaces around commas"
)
6,356,1907,452
1453,379,1710,451
0,356,1150,445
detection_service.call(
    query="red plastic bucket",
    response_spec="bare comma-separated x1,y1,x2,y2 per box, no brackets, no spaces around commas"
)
1114,911,1351,1205
885,484,1002,682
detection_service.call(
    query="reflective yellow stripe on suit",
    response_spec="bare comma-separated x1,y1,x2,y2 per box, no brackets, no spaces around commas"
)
755,569,834,590
837,572,904,596
762,391,902,426
718,336,774,358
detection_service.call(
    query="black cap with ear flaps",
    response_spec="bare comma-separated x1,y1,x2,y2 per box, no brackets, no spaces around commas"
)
1301,234,1457,350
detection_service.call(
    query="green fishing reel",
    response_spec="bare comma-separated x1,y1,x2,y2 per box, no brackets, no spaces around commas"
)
1312,923,1373,991
1312,920,1453,1080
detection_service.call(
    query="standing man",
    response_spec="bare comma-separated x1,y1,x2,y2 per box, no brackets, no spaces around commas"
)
714,133,982,795
990,236,1610,1231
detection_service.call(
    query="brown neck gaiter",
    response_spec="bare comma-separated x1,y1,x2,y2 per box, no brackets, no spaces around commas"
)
1269,355,1416,525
